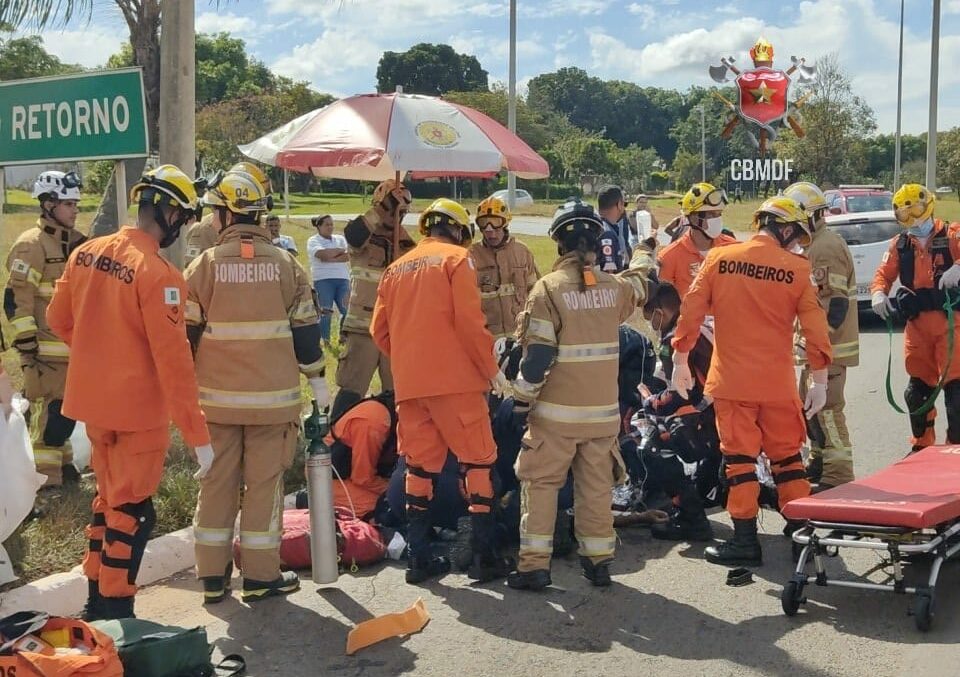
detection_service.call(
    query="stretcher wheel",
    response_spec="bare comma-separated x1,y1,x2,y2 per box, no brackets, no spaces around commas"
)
781,580,804,616
913,590,934,632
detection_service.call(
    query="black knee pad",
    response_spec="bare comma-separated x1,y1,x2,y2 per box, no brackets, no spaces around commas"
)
905,377,936,410
42,399,76,447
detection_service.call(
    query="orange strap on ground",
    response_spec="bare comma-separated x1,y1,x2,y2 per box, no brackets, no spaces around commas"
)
345,598,430,655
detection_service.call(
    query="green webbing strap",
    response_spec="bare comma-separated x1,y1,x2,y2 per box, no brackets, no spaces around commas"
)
886,289,960,415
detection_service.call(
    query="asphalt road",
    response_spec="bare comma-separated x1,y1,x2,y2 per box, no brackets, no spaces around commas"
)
135,313,959,677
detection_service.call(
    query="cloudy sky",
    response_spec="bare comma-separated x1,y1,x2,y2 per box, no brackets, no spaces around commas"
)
20,0,960,134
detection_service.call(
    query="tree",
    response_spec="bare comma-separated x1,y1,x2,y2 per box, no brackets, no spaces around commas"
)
196,32,273,106
553,133,620,188
376,43,487,95
614,144,660,191
937,127,960,199
773,53,877,186
0,31,81,79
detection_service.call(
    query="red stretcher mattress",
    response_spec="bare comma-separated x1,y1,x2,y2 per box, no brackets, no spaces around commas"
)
782,445,960,529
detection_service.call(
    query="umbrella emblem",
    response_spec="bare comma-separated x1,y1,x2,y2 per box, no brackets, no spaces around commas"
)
416,121,460,148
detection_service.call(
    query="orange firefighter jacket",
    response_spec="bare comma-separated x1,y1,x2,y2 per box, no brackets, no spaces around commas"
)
5,218,86,361
672,235,832,402
371,237,497,401
515,254,637,438
46,226,210,446
657,230,738,298
871,219,960,295
328,399,392,517
184,225,323,426
468,236,540,339
342,209,416,335
184,213,219,266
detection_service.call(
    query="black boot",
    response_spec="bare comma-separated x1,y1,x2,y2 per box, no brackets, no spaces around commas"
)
241,571,300,603
507,568,551,591
201,562,235,605
805,456,823,484
580,556,612,587
61,464,81,485
405,511,450,584
467,513,514,583
651,484,714,542
781,519,805,538
704,518,763,567
98,596,135,620
79,579,102,621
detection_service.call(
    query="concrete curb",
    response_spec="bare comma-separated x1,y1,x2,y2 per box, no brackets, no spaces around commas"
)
0,491,302,617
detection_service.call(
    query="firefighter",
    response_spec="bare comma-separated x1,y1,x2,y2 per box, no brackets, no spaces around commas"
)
657,182,738,298
871,184,960,452
5,171,87,487
184,170,326,605
184,163,274,266
671,196,832,567
785,181,859,488
468,195,540,340
508,199,638,591
46,164,211,620
327,391,397,520
332,179,415,420
371,198,512,585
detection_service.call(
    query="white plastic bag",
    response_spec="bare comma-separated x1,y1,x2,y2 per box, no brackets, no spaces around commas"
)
0,395,45,585
71,421,91,472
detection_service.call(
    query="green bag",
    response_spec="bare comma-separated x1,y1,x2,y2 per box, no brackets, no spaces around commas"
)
91,619,244,677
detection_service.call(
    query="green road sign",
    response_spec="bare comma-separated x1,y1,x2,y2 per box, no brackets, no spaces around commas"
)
0,68,148,166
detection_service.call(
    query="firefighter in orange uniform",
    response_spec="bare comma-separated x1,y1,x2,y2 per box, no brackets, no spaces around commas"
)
671,196,832,567
46,165,211,620
871,184,960,451
468,196,540,340
657,182,738,298
332,180,416,419
508,200,638,592
371,198,511,585
5,171,87,487
185,171,326,604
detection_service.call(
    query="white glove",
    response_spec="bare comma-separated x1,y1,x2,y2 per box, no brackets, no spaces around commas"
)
671,352,693,399
490,371,510,396
193,444,214,480
309,377,330,408
803,369,828,420
940,264,960,289
871,290,893,320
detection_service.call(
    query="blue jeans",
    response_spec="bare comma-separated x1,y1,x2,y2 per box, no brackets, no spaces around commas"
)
314,278,349,341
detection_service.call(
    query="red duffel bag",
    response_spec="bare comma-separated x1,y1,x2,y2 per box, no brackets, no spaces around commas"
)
233,508,385,571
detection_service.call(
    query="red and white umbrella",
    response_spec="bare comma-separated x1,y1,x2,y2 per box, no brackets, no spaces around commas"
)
238,92,549,181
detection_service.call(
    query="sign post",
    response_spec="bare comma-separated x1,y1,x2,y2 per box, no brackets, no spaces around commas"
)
0,68,148,230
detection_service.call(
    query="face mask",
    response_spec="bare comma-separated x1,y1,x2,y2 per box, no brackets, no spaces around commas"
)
908,217,934,238
702,216,724,239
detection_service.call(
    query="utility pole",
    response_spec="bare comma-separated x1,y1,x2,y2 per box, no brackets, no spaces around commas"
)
926,0,941,190
159,0,195,269
507,0,517,209
894,0,904,189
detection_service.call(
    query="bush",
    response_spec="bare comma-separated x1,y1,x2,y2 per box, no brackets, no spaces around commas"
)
80,160,115,194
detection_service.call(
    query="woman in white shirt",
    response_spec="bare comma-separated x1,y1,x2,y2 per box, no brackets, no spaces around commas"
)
306,215,350,348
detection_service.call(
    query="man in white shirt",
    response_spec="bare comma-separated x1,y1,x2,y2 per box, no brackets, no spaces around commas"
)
306,214,350,349
267,215,298,256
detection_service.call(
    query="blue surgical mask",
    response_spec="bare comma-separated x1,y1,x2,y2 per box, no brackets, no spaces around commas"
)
908,217,934,238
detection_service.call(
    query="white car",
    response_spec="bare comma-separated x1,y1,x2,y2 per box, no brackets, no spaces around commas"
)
824,210,901,309
491,189,534,207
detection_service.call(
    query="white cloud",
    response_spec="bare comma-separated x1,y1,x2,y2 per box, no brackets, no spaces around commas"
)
270,28,382,94
946,0,960,15
195,12,256,37
34,27,125,68
522,0,612,19
626,3,656,29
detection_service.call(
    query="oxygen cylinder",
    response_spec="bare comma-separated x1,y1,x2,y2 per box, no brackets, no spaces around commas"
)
304,401,339,584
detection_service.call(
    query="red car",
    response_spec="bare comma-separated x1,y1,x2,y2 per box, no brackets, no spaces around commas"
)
823,185,893,215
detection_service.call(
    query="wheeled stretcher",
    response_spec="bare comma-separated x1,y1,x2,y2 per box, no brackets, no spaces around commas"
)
780,445,960,631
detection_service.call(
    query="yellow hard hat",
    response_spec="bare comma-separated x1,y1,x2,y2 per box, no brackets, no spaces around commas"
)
783,181,827,213
229,162,272,195
476,195,512,228
418,198,472,241
754,196,812,245
209,171,269,216
130,164,202,212
372,179,412,209
681,182,727,215
893,183,935,227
